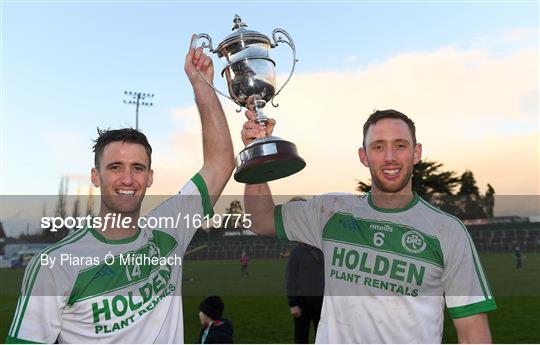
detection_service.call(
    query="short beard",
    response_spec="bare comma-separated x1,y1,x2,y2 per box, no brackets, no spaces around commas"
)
100,195,142,217
369,165,413,194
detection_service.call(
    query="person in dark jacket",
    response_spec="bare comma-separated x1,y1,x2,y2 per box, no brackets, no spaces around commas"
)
197,296,234,344
285,242,325,343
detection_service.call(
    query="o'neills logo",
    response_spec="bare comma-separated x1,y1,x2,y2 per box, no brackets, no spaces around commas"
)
402,230,427,254
369,224,394,232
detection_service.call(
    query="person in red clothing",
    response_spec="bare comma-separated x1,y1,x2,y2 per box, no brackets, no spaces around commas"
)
240,250,249,277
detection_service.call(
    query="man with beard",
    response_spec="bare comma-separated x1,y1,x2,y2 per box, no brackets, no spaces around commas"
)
242,109,496,343
6,36,234,343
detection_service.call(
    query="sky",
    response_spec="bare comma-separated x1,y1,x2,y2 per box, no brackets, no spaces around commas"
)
0,1,538,235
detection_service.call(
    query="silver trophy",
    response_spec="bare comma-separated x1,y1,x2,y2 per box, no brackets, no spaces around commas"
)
193,15,305,184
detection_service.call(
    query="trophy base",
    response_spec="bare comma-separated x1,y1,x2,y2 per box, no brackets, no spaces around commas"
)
234,136,306,184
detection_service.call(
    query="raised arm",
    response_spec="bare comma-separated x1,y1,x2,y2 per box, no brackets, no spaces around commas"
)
245,182,276,236
184,35,235,205
242,110,277,236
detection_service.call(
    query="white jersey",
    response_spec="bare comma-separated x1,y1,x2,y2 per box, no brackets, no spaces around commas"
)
275,192,496,344
7,173,213,344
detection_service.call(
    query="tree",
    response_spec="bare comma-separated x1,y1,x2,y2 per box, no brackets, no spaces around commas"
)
456,171,487,220
43,176,70,242
0,222,6,256
484,184,495,218
72,187,81,219
458,170,480,196
356,180,371,194
225,200,244,229
356,160,495,220
69,187,82,235
55,176,69,220
412,161,460,201
86,186,95,217
289,196,307,202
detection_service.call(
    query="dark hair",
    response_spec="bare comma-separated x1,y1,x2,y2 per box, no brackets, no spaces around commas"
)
93,128,152,168
199,296,224,320
362,109,416,148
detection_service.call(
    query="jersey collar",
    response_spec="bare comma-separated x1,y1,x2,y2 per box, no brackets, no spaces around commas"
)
367,191,419,213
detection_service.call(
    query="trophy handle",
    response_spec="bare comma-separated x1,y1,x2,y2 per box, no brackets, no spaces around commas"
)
270,28,298,108
191,33,236,103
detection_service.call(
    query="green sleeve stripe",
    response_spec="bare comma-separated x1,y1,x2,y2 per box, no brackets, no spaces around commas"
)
479,259,494,297
11,257,44,336
5,336,44,344
471,251,488,299
10,229,81,335
468,236,490,299
19,227,88,297
12,229,88,336
191,173,214,217
473,241,494,297
8,296,23,337
11,229,89,338
12,249,59,336
449,210,492,299
461,223,489,299
419,199,492,299
274,205,288,240
448,299,497,319
456,219,492,299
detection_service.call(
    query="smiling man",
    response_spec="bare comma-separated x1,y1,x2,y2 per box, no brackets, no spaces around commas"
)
243,109,497,343
6,36,234,344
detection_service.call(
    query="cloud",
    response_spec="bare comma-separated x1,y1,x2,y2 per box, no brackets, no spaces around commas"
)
148,40,538,211
500,27,538,44
346,55,360,64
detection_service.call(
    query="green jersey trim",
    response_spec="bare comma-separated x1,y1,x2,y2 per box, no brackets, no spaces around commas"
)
447,299,497,319
326,238,442,269
10,228,90,338
68,230,178,305
5,335,44,344
323,212,444,268
8,296,23,337
191,173,214,217
367,192,420,213
89,227,141,245
274,205,288,240
419,199,494,300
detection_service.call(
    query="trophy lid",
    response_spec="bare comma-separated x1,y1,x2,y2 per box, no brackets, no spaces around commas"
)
216,15,272,53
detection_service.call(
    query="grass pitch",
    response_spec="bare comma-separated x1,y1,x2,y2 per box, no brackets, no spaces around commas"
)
1,253,538,343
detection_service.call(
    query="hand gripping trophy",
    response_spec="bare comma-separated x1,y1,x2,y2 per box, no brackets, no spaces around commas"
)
193,15,305,184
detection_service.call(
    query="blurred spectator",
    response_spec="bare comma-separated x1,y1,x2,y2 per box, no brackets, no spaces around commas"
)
285,242,325,343
513,244,523,270
240,250,249,277
197,296,233,344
